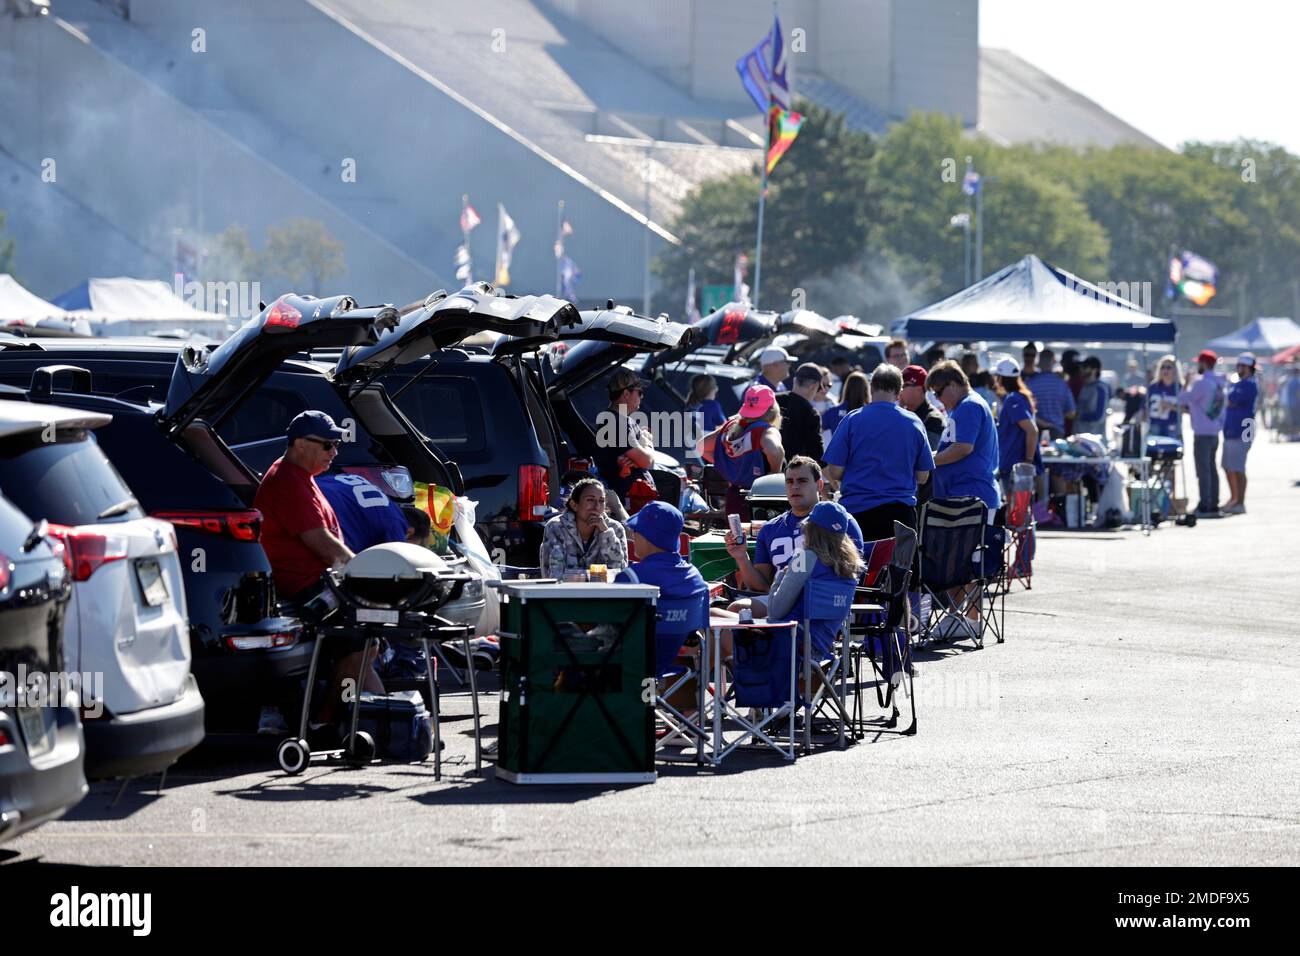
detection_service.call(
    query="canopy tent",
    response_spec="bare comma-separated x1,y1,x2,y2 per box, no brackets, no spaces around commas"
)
1206,317,1300,355
0,274,90,333
51,277,230,338
892,254,1176,344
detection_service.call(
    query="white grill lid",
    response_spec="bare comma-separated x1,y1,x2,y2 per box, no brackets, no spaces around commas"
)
343,542,451,581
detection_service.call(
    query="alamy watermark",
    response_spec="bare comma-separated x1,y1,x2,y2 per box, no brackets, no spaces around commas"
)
172,274,262,321
1,666,105,717
594,410,707,451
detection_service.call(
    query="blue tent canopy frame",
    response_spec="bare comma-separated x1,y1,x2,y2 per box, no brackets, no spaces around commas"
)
892,255,1176,345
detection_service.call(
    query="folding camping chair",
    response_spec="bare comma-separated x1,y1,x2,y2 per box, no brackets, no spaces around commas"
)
999,463,1036,593
651,595,712,763
849,522,918,736
797,575,860,753
918,497,1003,648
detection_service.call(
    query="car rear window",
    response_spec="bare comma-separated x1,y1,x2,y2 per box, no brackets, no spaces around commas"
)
217,387,310,445
389,376,488,455
0,429,143,526
0,491,37,544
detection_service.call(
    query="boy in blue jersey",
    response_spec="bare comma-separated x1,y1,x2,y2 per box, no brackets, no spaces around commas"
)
314,469,410,552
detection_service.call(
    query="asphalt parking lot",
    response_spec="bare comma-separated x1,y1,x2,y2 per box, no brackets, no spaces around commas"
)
5,438,1298,868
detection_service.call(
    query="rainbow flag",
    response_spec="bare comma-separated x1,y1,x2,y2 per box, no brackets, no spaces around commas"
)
766,105,803,174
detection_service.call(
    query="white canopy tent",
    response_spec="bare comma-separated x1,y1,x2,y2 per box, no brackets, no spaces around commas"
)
50,277,231,339
0,274,91,334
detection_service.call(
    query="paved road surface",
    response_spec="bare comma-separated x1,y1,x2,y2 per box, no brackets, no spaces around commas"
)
5,439,1298,866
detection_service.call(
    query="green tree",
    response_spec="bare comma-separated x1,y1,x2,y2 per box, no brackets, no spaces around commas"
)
260,218,345,294
653,101,876,315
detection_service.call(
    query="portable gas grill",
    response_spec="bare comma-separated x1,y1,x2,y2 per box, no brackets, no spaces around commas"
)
276,543,484,779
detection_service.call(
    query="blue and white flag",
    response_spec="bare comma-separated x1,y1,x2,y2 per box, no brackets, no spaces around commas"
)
962,159,982,197
736,15,789,114
453,243,471,282
685,267,702,323
559,256,581,301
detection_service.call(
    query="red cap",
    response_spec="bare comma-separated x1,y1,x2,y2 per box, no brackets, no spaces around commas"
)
1197,349,1218,366
901,365,928,388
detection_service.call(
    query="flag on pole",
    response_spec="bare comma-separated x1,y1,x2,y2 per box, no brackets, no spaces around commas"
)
733,252,751,305
962,159,982,197
460,202,482,234
736,15,789,113
453,244,471,282
494,203,521,287
554,217,573,259
765,105,803,174
1168,250,1219,306
685,267,701,323
559,255,581,301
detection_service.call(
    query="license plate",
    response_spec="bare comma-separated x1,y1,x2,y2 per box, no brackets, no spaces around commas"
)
18,705,53,758
135,558,169,607
356,608,399,624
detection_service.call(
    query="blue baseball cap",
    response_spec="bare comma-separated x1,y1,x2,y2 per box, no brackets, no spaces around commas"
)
625,500,683,553
287,410,346,442
807,500,852,534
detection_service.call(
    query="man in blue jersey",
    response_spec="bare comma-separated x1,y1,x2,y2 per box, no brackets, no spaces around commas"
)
1220,353,1259,514
314,468,410,552
724,455,864,596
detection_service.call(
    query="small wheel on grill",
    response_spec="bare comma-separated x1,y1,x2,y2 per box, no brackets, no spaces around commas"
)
277,737,311,775
343,730,376,765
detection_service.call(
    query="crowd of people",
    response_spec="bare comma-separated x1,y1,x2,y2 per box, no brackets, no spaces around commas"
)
245,333,1282,735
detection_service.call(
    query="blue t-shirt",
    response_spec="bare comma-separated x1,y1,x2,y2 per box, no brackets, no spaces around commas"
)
996,391,1043,478
754,508,864,575
687,398,726,433
314,472,410,552
1025,372,1075,430
823,402,935,513
821,402,852,436
1147,380,1181,438
615,550,711,674
934,392,1001,508
1223,378,1258,441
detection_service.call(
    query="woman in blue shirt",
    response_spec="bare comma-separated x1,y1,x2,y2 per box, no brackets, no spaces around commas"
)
685,373,727,434
1145,354,1182,439
821,370,869,437
992,358,1042,494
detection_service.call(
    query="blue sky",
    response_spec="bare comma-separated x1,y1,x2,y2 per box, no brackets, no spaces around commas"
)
980,0,1299,154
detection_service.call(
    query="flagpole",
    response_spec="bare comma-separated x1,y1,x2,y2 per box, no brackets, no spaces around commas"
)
461,194,471,285
753,123,769,310
555,200,564,297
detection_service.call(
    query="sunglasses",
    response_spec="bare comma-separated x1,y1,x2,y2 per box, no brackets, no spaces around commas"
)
303,437,339,451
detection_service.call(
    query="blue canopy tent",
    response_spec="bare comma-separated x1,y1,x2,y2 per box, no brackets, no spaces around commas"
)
892,255,1176,344
1206,317,1300,354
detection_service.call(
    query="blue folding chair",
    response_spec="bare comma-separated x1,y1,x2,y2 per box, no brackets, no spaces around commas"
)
652,594,712,762
799,575,860,752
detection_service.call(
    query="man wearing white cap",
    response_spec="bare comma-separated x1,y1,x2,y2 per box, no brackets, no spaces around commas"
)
754,346,792,394
1220,352,1258,514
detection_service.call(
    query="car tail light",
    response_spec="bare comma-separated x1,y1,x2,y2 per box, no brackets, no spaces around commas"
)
225,632,297,651
45,525,129,582
0,728,10,747
265,298,301,329
342,465,414,500
566,457,591,473
518,464,548,520
0,551,10,594
153,510,262,543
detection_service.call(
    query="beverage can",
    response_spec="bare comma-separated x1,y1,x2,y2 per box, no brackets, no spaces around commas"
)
728,513,745,545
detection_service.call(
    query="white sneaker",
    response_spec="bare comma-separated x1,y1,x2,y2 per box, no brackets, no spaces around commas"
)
258,705,289,736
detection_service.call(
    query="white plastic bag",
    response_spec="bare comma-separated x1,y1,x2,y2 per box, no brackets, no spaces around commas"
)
451,496,502,637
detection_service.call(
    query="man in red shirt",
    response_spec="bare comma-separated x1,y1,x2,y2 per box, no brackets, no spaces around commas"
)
254,411,382,734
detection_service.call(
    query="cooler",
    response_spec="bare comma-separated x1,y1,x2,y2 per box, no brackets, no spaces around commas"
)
496,582,658,784
688,531,754,581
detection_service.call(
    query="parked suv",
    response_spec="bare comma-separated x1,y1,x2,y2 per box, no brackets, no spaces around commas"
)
341,295,697,562
0,488,85,843
0,399,205,780
0,295,393,731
